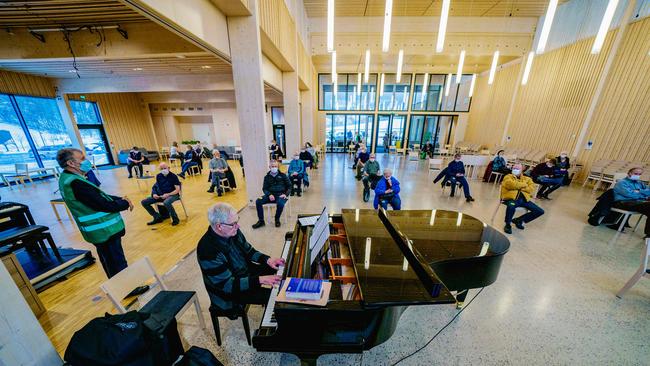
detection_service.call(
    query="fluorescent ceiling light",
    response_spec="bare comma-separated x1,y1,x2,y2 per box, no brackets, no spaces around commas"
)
331,51,337,80
379,73,385,96
436,0,450,53
536,0,558,53
327,0,334,52
201,65,211,69
445,73,452,96
133,67,143,71
396,49,404,83
522,51,535,85
592,0,620,54
469,74,477,97
364,49,371,83
456,50,465,83
382,0,393,52
357,72,362,95
488,51,499,85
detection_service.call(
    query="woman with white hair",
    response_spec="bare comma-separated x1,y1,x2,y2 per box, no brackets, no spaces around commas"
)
196,203,284,317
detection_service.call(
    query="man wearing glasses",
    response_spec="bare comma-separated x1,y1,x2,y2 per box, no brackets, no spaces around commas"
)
197,203,284,317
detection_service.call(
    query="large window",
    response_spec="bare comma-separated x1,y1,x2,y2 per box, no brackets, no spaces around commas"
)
0,95,38,172
319,74,377,111
325,114,374,153
70,100,112,166
378,74,412,111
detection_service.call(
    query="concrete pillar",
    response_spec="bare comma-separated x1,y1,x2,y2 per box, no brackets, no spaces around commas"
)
300,89,314,144
228,0,271,205
53,90,83,150
283,71,301,156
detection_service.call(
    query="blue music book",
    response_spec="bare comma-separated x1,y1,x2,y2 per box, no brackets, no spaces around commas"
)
285,278,323,300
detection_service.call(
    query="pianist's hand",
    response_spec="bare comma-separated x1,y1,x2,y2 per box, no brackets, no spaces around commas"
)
260,275,282,286
267,257,286,270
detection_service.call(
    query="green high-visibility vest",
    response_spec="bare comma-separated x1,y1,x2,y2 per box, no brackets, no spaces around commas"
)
59,171,125,244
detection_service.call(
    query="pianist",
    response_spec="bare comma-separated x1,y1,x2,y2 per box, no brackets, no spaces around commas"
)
197,203,284,317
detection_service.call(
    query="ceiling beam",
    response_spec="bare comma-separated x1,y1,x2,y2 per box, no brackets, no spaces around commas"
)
55,74,235,93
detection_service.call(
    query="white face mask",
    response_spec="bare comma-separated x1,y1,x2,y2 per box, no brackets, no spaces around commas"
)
511,169,521,176
270,167,278,174
161,169,170,176
293,156,299,160
630,175,641,181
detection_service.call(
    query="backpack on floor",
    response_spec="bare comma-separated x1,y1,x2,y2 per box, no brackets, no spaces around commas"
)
174,347,224,366
65,311,155,366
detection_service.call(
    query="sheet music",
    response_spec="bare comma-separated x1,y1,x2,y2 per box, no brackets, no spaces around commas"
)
309,208,330,265
298,215,319,226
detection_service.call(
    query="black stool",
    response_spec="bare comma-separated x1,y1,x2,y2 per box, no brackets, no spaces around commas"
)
209,304,251,346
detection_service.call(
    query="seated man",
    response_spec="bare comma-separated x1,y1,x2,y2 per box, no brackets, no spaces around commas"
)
299,148,314,169
252,160,292,228
197,203,284,318
612,167,650,238
374,168,401,210
445,154,475,202
531,158,563,200
178,145,198,178
207,150,229,196
141,162,181,226
500,164,545,234
288,151,306,197
127,146,144,178
355,146,370,180
555,151,571,185
362,153,381,202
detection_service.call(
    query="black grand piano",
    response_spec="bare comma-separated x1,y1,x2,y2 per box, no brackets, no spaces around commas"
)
253,208,510,365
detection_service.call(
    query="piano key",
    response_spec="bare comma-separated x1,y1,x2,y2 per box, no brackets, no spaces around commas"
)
261,239,291,328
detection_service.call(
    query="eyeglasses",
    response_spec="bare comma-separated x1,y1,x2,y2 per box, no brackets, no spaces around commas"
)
220,221,239,228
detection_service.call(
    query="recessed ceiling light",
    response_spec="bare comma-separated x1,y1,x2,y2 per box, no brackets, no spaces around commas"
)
176,55,186,59
201,65,212,69
133,67,143,71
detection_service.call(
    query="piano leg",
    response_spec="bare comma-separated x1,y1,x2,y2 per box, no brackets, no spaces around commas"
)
455,289,468,309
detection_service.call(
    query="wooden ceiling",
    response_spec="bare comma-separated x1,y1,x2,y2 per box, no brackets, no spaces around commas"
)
0,54,232,79
303,0,566,18
0,0,146,27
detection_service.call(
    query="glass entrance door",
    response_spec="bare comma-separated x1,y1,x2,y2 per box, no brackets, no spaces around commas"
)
325,114,374,153
79,127,112,166
376,114,407,153
272,125,286,157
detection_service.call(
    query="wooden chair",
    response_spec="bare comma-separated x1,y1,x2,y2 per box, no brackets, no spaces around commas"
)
100,256,206,328
188,165,201,177
428,158,444,177
489,171,505,185
49,198,73,222
155,192,189,220
616,238,650,298
263,198,291,224
490,184,541,224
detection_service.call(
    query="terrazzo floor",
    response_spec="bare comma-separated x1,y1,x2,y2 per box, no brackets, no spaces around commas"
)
160,153,649,366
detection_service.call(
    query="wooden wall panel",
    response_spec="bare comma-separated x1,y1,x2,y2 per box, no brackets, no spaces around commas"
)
0,70,54,97
297,39,312,89
69,93,156,152
465,18,650,179
259,0,297,69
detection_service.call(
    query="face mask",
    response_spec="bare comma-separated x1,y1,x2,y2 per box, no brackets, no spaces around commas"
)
161,169,170,176
293,156,299,160
369,158,375,161
270,167,278,174
79,160,92,173
511,169,521,176
630,175,641,181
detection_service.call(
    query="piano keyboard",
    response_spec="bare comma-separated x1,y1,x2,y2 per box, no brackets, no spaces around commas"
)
261,239,292,328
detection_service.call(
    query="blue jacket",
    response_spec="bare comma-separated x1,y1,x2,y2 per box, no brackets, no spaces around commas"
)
613,178,650,202
492,156,506,171
373,176,401,209
446,160,465,177
288,159,305,176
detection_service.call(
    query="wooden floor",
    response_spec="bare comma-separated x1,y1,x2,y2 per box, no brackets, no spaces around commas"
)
0,159,248,355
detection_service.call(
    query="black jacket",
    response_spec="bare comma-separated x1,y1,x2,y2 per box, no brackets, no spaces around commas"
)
262,171,291,196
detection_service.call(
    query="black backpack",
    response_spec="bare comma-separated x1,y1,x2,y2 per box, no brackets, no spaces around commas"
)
174,347,223,366
65,311,154,366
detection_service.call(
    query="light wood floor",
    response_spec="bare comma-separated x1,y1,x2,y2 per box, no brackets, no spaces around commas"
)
0,159,248,354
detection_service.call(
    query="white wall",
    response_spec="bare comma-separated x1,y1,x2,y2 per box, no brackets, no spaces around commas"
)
211,108,241,146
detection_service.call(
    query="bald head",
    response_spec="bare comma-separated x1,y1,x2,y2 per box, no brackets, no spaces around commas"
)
159,162,169,170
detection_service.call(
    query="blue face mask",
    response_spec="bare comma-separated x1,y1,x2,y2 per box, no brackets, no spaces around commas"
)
80,160,92,173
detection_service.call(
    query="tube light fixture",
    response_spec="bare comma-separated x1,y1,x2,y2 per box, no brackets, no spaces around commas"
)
522,51,535,85
445,73,452,96
364,49,371,83
456,50,465,83
536,0,558,54
327,0,334,52
357,72,362,96
436,0,450,53
379,73,385,96
488,51,499,85
396,49,404,83
421,72,429,105
331,51,337,80
592,0,620,54
382,0,393,52
469,73,477,97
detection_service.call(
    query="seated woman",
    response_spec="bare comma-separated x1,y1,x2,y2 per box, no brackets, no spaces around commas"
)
373,168,401,210
492,150,509,174
178,145,198,178
299,147,314,169
169,141,183,163
305,142,318,169
288,152,306,196
555,151,571,185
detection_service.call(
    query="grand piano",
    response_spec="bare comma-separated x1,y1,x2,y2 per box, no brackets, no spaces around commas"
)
253,208,510,365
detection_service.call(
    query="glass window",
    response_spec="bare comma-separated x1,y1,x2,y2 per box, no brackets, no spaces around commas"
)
378,74,411,111
70,100,101,124
14,96,73,168
455,74,473,112
320,73,377,111
0,94,38,172
271,107,284,125
408,116,425,149
441,74,460,111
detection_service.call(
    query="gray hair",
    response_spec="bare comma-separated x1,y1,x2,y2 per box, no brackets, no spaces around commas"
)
207,203,237,225
383,168,392,174
56,148,82,168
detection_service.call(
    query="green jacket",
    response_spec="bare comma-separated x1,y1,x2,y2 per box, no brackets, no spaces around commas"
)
363,160,381,176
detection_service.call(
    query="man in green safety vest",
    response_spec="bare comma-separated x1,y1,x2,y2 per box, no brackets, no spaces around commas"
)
57,148,134,278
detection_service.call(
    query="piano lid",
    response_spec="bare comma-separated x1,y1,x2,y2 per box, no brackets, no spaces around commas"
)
341,209,455,307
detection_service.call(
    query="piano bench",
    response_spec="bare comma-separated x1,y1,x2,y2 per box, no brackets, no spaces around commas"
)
209,304,251,347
